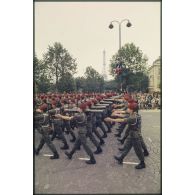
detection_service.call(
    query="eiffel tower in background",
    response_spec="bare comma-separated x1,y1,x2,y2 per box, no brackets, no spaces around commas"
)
102,50,108,81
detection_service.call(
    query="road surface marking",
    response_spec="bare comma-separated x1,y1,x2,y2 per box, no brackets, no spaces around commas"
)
43,154,53,157
78,157,90,161
152,125,160,128
123,161,139,165
44,184,50,189
148,137,152,142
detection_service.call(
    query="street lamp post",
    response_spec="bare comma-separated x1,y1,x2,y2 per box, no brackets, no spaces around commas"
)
109,19,132,49
108,19,132,92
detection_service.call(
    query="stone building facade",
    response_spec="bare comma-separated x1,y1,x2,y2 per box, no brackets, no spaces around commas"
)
148,57,161,92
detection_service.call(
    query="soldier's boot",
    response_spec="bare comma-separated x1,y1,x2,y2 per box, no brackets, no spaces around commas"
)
60,143,69,150
99,139,105,145
118,147,125,151
94,146,102,154
64,130,69,134
117,138,125,144
143,149,149,156
76,145,81,150
64,151,73,159
135,161,145,169
50,152,59,160
50,136,55,141
114,155,123,164
85,155,96,164
102,133,107,138
114,133,121,137
35,149,40,155
56,135,61,140
69,132,76,142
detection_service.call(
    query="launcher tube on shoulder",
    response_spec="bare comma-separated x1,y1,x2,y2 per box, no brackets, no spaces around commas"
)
48,108,61,116
85,109,104,113
91,106,107,109
100,101,113,105
62,108,80,114
96,104,110,107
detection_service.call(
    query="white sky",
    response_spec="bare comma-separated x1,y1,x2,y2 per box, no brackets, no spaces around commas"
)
35,1,161,80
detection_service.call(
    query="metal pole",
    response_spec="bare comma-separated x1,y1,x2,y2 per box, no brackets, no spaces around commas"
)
119,23,121,49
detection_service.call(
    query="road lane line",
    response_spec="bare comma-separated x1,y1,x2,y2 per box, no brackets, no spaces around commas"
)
78,157,90,161
123,161,139,165
43,154,53,157
148,137,152,142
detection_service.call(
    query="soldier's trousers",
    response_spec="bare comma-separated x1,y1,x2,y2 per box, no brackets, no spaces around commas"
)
138,132,148,151
122,129,148,152
69,132,94,157
51,123,68,146
86,126,100,148
63,121,76,139
96,121,107,135
120,133,144,162
103,120,111,131
37,128,58,154
117,123,127,134
92,124,104,142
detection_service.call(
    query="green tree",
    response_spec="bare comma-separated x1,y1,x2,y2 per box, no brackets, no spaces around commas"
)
43,42,77,91
34,54,52,93
75,77,86,92
104,80,118,91
109,43,149,91
57,72,76,93
84,66,104,92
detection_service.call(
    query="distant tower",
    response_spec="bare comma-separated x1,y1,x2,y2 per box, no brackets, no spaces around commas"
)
102,50,108,81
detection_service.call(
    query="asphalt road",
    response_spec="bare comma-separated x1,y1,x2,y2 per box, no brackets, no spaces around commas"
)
34,109,161,194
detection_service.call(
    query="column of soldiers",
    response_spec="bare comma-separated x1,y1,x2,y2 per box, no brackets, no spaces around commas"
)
34,92,149,169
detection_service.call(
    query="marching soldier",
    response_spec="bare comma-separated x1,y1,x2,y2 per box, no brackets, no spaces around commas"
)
57,103,97,165
34,106,59,160
105,102,146,169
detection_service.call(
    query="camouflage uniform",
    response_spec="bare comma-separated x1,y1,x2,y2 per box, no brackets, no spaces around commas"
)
34,113,59,159
65,112,96,164
115,112,144,163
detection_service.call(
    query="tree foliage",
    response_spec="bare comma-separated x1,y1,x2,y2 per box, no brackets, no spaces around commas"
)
109,43,149,91
34,54,52,93
84,66,104,92
43,42,77,91
57,72,76,93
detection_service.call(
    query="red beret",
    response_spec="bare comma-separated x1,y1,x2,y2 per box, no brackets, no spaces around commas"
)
79,103,87,111
39,103,47,112
128,103,138,111
86,101,92,108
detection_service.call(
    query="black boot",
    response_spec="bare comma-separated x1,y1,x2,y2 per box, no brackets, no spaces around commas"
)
35,149,40,155
56,135,61,140
70,135,76,142
118,147,125,151
117,138,125,144
85,156,96,164
102,134,107,138
76,146,81,150
114,133,121,137
50,152,59,160
94,146,102,154
135,161,145,169
114,155,123,164
99,139,105,145
64,151,72,159
64,130,69,135
60,144,69,150
143,150,149,156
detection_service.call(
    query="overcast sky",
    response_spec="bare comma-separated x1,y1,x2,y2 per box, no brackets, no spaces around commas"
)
35,1,160,80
